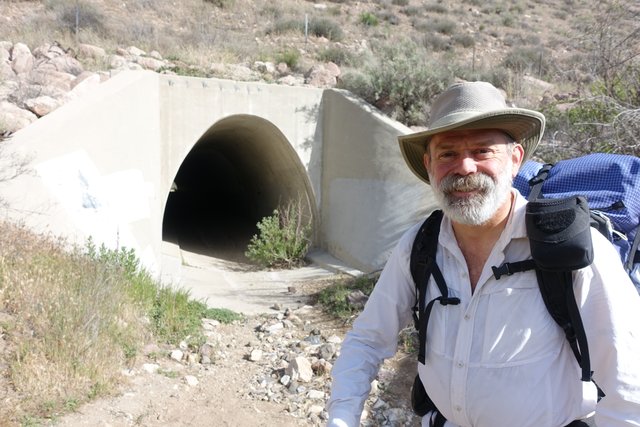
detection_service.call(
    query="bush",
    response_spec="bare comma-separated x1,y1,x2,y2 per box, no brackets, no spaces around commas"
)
360,12,379,26
502,45,550,77
275,48,300,70
316,275,377,319
308,17,344,41
47,0,108,36
245,199,312,269
317,46,355,66
339,39,455,126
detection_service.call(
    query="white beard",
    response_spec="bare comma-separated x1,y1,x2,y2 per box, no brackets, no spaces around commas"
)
431,164,514,226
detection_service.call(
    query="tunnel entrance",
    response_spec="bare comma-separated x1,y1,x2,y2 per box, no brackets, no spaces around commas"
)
162,115,316,263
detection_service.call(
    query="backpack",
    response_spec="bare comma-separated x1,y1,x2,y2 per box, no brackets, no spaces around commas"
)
514,153,640,289
409,153,640,420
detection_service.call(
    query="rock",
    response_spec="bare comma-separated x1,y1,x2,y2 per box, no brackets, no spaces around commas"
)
184,375,199,386
10,42,34,75
305,62,340,88
346,290,368,309
0,101,37,132
136,56,166,71
285,357,313,382
77,43,106,60
170,349,184,362
24,95,61,117
249,349,263,361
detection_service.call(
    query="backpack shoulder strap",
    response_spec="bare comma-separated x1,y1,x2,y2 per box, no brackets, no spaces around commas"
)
535,270,592,382
410,209,460,365
517,162,593,382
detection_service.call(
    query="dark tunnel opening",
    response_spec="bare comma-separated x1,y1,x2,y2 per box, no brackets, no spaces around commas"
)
162,115,315,263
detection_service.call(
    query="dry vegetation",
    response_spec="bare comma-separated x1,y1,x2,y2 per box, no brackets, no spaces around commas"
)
1,0,639,158
0,0,639,425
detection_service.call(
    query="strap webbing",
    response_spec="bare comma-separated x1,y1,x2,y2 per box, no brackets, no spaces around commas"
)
527,163,553,201
411,210,460,365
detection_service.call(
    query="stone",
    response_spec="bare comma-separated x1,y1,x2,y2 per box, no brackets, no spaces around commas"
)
170,349,184,362
136,56,166,71
285,357,313,383
24,95,61,117
184,375,199,386
142,363,160,374
0,101,37,132
10,42,34,75
77,43,107,60
249,349,263,362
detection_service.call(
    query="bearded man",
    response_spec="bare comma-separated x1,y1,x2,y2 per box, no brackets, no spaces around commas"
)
326,82,640,427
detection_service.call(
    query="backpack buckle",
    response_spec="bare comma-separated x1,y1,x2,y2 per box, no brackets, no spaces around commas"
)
492,263,512,280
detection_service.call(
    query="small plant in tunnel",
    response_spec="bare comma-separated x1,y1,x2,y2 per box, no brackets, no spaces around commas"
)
245,198,312,269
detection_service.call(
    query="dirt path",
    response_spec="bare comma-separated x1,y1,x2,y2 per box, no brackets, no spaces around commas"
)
50,277,420,427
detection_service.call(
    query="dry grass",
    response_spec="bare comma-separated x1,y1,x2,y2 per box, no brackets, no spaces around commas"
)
0,222,148,423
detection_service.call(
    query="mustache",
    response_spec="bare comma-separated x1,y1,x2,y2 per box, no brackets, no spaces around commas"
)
438,173,494,194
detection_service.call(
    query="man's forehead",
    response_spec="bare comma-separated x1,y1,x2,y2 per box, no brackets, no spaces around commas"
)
430,129,511,147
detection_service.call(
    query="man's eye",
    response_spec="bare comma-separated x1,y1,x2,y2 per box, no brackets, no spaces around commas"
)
474,149,494,159
439,152,457,160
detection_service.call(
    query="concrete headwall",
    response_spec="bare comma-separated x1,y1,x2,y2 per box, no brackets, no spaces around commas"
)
0,70,436,275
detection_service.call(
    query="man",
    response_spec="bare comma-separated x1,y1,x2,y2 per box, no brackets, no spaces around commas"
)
326,81,640,426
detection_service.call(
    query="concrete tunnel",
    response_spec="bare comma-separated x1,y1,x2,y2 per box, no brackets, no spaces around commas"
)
162,114,317,262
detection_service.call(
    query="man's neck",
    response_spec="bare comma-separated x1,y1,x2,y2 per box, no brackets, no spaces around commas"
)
450,191,514,291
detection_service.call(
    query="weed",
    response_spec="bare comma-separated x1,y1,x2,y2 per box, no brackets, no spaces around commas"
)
360,12,379,26
245,198,312,269
308,17,344,41
203,307,244,324
316,275,377,319
275,48,300,70
339,39,454,125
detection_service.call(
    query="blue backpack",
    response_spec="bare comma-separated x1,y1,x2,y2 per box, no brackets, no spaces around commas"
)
513,153,640,291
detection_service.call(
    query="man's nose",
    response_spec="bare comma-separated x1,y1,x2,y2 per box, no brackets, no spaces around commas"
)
453,154,478,176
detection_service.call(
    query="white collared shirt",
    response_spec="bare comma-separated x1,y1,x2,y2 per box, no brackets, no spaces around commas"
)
327,191,640,427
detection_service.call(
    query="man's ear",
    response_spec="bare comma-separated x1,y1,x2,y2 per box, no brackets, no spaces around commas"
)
511,144,525,178
423,151,431,174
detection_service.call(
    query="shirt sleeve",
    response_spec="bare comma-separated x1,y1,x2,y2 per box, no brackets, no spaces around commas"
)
326,224,419,427
575,230,640,426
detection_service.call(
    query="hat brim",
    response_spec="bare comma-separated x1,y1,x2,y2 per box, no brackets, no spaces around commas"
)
398,109,545,184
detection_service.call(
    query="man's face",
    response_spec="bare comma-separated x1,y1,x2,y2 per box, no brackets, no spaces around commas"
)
423,129,524,225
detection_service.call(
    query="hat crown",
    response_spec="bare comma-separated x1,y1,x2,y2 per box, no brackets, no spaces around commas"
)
429,81,509,128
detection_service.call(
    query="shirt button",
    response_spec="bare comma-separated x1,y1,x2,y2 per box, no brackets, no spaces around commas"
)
454,405,462,412
456,361,464,368
464,314,471,320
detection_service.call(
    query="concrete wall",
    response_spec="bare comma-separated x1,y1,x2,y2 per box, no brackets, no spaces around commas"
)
320,90,437,272
0,70,436,275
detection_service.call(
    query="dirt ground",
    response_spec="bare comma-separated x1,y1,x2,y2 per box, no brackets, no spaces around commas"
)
49,278,419,427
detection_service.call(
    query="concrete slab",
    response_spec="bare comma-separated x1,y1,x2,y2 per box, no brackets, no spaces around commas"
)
164,249,363,315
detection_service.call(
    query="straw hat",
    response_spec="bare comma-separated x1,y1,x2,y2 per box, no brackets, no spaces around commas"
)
398,81,545,184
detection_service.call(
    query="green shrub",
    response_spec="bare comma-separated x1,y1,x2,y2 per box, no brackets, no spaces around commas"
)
268,18,302,35
317,275,377,319
502,45,549,77
427,16,456,35
275,48,300,70
453,33,475,48
424,2,448,13
46,0,108,36
203,0,234,8
423,33,452,52
308,17,344,41
360,11,379,26
392,0,410,5
317,46,355,66
203,307,244,324
245,199,312,269
339,39,455,126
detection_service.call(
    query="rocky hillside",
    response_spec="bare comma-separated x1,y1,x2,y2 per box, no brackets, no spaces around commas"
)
0,0,640,136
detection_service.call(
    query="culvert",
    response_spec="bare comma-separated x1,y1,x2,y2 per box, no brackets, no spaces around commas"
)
162,114,316,262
